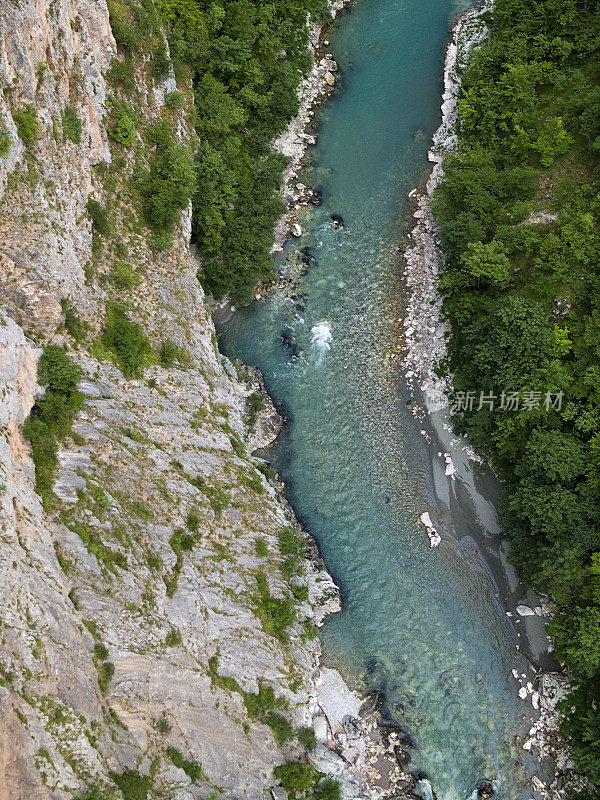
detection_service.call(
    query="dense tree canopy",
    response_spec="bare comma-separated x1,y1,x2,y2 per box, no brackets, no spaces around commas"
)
107,0,327,301
159,0,327,302
433,0,600,788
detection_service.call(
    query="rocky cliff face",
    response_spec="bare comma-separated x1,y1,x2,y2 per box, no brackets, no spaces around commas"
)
0,1,342,797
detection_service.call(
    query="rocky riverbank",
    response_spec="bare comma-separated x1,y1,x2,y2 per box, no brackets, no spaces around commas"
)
270,0,350,255
210,0,349,321
0,0,382,795
248,370,424,800
401,6,573,799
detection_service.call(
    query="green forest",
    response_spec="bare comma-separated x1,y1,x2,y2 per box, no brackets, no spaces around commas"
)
432,0,600,792
108,0,326,302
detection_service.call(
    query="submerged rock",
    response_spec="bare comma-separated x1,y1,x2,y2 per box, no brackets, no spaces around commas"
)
381,724,416,749
358,691,384,718
310,187,324,206
280,328,303,359
477,779,496,799
331,213,344,229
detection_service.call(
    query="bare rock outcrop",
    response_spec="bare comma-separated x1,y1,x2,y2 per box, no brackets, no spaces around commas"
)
0,0,348,797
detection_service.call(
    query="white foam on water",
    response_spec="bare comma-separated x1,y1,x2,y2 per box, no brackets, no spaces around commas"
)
415,780,435,800
310,322,332,350
463,781,498,800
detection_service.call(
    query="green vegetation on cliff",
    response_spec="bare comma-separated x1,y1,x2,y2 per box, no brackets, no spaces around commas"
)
433,0,600,788
156,0,326,303
24,345,83,506
106,0,327,303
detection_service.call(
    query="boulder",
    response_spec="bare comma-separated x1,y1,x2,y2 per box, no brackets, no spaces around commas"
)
358,691,384,718
309,187,323,206
516,604,536,616
393,746,412,769
477,780,495,799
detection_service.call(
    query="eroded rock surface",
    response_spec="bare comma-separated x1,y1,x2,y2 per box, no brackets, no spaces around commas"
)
0,0,350,796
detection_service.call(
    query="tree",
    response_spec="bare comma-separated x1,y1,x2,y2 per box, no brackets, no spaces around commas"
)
37,345,82,394
534,116,573,166
454,295,553,390
553,606,600,678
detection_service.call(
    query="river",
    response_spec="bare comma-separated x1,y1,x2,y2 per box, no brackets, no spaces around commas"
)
217,1,547,797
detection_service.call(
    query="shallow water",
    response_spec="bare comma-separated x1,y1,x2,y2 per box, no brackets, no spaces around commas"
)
218,1,541,797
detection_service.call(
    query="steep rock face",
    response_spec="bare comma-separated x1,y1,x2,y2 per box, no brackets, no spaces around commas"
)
0,0,341,797
0,0,115,330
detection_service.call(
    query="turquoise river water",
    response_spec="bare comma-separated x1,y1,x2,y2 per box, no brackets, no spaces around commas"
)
218,1,545,798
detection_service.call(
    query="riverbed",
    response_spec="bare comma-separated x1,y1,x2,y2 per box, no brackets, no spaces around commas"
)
217,1,547,797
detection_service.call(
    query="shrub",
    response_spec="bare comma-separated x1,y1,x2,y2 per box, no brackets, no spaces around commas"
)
155,714,171,734
239,469,263,494
165,90,184,111
158,340,191,367
291,584,309,603
107,261,140,289
296,725,317,751
256,461,277,481
106,0,139,51
66,517,127,573
186,508,201,532
60,298,87,342
62,105,82,143
23,416,58,500
247,391,266,426
207,652,243,694
12,105,39,146
37,345,82,393
100,302,155,378
313,777,342,800
0,129,12,157
96,661,115,693
165,91,185,113
273,761,316,797
165,628,182,646
78,784,118,800
93,642,109,660
24,346,83,503
87,198,111,237
278,526,306,579
166,747,204,782
255,538,268,557
133,119,196,242
188,474,230,514
254,573,295,641
264,711,294,745
109,770,152,800
151,34,171,80
106,96,136,148
278,526,304,557
243,681,281,719
106,57,135,91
